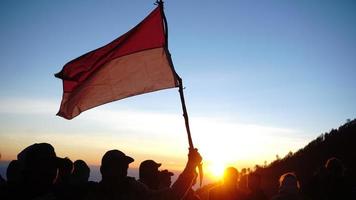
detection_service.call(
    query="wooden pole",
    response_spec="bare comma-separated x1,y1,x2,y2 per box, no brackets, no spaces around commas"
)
158,0,203,186
178,77,194,149
158,0,194,149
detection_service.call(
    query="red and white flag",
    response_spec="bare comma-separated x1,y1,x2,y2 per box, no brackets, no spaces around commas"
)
55,5,179,119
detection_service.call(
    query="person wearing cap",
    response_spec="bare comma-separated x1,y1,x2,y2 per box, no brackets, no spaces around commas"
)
87,148,202,200
139,160,162,189
158,169,174,189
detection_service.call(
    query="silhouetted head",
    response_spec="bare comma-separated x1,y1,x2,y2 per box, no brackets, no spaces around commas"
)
6,160,23,184
158,169,174,188
100,150,134,181
248,173,261,191
241,168,247,175
71,160,90,183
279,172,300,193
57,157,73,184
223,167,239,188
139,160,161,189
325,157,344,177
17,143,61,189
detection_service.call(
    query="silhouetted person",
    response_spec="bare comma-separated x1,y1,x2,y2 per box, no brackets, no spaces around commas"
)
271,172,305,200
209,167,246,200
55,157,74,200
306,157,353,200
57,157,73,185
71,160,90,185
322,157,352,200
195,183,220,200
184,170,201,200
305,165,326,200
87,148,202,200
158,169,174,188
1,143,62,200
246,173,267,200
139,160,161,189
69,160,93,200
239,168,248,191
6,160,23,185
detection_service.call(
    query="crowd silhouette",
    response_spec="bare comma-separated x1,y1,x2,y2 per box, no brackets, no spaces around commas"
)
0,143,202,200
0,119,356,199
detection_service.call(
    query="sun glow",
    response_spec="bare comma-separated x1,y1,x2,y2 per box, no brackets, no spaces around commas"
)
208,162,226,178
202,148,235,181
0,99,307,179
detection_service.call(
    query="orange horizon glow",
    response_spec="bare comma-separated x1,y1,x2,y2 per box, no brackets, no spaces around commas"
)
0,107,309,185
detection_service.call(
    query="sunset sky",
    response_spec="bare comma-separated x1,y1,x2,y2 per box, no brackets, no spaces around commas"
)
1,0,356,181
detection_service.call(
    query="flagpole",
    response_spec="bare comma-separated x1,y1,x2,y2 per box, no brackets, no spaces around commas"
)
177,77,194,149
158,0,203,186
178,77,204,187
158,0,194,149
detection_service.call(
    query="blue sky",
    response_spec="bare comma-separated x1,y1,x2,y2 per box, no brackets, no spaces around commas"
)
0,0,356,180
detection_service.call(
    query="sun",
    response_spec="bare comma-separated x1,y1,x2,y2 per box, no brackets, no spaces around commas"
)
208,162,226,178
201,146,237,180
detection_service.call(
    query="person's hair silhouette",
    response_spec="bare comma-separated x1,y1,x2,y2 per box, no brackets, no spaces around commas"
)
71,159,90,184
325,157,344,176
279,172,300,191
57,157,73,185
6,160,23,185
209,167,245,200
271,172,303,200
223,167,239,188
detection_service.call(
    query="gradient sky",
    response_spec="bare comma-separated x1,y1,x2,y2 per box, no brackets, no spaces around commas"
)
1,0,356,181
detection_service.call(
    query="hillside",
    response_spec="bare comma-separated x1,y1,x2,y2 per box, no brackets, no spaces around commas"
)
254,119,356,197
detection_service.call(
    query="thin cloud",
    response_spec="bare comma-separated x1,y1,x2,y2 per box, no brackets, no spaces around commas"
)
0,98,58,114
0,97,310,168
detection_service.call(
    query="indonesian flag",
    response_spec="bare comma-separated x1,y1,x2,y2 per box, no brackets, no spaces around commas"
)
55,5,179,119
